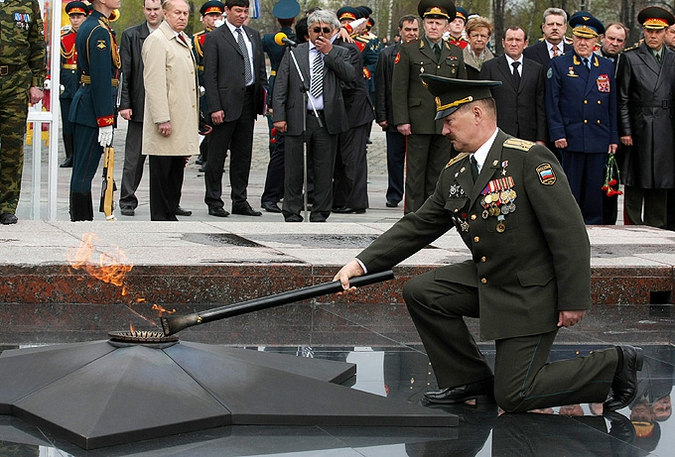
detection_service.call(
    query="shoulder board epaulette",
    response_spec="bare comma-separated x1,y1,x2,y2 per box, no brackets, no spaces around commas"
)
623,40,642,53
193,30,206,37
445,152,469,168
503,138,535,152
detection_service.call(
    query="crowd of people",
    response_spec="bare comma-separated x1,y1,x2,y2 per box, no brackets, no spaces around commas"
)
1,0,674,226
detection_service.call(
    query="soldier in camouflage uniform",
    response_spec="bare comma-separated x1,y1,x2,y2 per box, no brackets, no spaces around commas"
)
0,0,46,225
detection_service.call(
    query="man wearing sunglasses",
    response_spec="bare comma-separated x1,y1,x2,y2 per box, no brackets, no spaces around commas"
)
273,9,357,222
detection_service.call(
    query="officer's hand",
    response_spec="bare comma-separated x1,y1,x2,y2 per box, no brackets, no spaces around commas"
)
98,126,114,147
119,108,133,121
273,121,287,133
554,138,568,149
397,123,412,136
333,259,365,295
620,135,633,147
29,87,44,105
557,310,586,328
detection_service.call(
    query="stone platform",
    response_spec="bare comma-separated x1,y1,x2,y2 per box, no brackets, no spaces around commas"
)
0,221,674,345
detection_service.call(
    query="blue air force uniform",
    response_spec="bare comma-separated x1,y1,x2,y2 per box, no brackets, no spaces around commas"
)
545,12,618,224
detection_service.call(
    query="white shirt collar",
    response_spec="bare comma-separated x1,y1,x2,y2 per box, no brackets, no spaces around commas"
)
505,54,523,66
471,128,499,173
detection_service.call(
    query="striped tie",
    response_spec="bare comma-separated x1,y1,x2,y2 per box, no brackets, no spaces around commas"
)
310,52,323,98
236,28,252,85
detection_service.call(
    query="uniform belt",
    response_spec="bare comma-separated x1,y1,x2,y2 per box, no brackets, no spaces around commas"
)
640,100,670,108
270,70,277,76
0,64,18,76
62,64,77,70
80,75,119,87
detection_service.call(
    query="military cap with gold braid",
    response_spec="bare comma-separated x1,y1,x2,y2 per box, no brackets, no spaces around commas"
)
200,0,224,16
638,6,675,30
418,0,456,21
569,11,604,38
420,74,501,120
65,1,89,15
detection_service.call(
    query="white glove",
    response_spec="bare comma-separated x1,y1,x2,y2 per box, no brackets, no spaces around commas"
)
98,125,113,147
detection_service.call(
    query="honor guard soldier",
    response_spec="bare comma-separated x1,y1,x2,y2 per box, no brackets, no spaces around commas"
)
68,0,121,221
59,1,89,168
354,6,379,103
546,11,618,225
193,0,224,169
392,0,467,213
260,0,300,214
334,74,643,415
446,5,468,49
0,0,45,225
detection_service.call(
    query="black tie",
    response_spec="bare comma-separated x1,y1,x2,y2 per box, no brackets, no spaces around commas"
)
310,52,323,98
656,52,662,65
582,57,590,71
434,43,441,60
470,155,479,182
511,61,521,88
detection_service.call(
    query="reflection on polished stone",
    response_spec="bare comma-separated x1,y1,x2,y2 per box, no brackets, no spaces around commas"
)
0,344,672,455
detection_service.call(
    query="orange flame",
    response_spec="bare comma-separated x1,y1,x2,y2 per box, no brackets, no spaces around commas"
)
152,304,177,315
68,233,133,287
130,322,135,333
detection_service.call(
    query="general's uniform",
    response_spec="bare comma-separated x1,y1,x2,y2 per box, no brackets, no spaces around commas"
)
357,129,619,412
68,9,120,221
0,0,45,219
392,36,466,212
546,52,618,224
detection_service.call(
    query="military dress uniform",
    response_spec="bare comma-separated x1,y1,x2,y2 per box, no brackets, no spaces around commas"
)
59,2,89,169
0,0,45,223
546,13,618,225
356,75,621,413
392,0,466,213
68,9,120,221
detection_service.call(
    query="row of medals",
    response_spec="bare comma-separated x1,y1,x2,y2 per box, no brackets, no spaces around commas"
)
480,177,517,233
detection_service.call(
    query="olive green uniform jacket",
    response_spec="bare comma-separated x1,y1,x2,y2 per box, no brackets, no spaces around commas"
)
357,130,591,340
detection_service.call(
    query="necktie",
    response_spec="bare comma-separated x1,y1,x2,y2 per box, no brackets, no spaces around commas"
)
434,43,441,60
178,33,187,46
511,61,521,88
552,45,559,57
582,57,590,70
470,155,479,182
310,51,323,98
236,28,252,85
656,52,662,65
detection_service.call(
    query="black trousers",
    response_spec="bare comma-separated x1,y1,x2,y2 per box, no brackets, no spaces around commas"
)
404,133,452,213
401,267,618,412
204,90,255,210
119,120,146,209
283,112,336,218
385,130,406,205
261,128,285,205
149,155,185,221
333,122,369,209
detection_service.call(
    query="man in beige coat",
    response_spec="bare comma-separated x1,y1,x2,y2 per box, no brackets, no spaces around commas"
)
142,0,199,220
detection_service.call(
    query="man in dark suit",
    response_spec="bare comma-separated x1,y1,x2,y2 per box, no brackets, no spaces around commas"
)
375,14,419,208
479,26,546,144
117,0,164,217
523,7,573,70
272,9,356,222
546,12,618,225
392,0,467,213
203,0,268,217
334,74,643,415
618,7,675,229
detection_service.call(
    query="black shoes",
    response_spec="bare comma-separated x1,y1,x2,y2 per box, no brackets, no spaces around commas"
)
262,201,282,213
285,214,302,222
120,206,135,216
333,206,366,214
209,207,230,217
232,202,262,216
423,377,495,405
175,206,192,216
603,345,644,412
0,213,18,225
385,200,399,208
309,213,327,222
60,157,73,168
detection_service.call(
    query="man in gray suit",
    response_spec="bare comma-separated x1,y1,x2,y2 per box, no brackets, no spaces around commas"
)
203,0,268,217
273,9,357,222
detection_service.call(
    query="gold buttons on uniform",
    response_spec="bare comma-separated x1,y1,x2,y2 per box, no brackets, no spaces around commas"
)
481,256,487,262
597,120,601,124
471,214,477,220
597,100,602,104
473,236,480,243
584,100,588,104
584,120,588,123
481,278,487,284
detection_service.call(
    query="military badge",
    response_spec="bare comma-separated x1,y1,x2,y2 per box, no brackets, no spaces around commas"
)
597,74,610,92
394,52,400,64
567,67,578,77
536,163,557,185
97,40,107,50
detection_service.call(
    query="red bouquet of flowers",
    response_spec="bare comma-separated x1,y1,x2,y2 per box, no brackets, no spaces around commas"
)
602,154,622,196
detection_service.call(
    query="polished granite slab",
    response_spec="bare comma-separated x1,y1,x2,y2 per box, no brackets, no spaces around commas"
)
0,302,672,456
